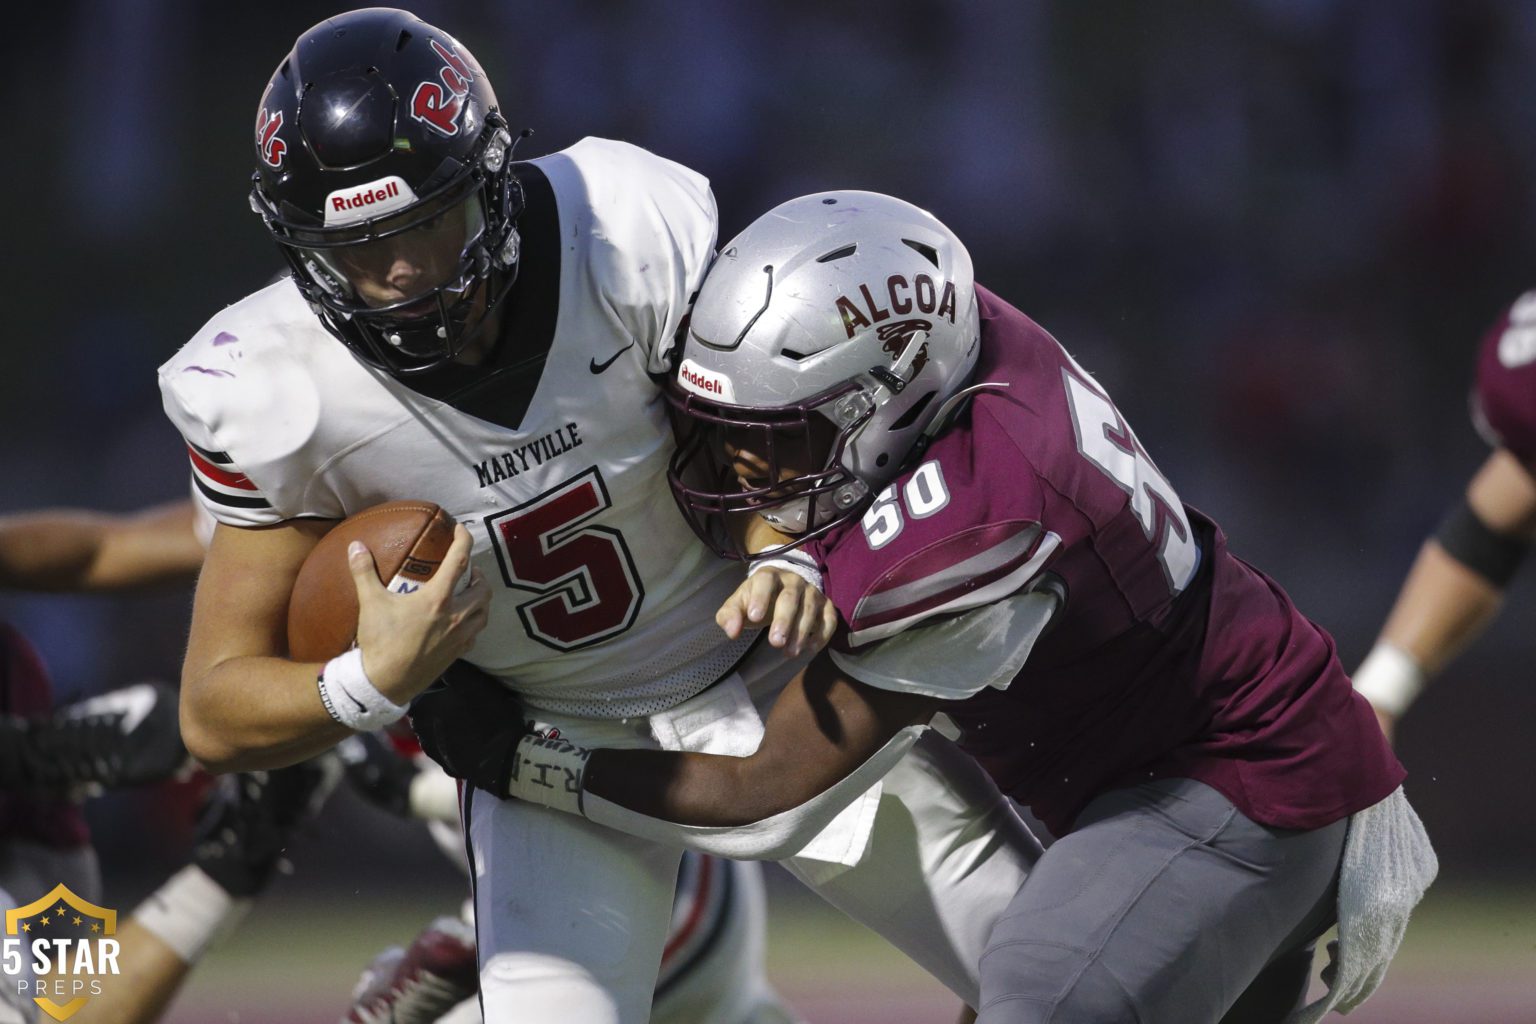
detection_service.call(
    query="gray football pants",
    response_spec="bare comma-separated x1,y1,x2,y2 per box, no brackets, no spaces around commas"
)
977,777,1346,1024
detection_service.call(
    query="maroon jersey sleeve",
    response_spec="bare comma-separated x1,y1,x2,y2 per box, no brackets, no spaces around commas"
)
831,463,1058,650
1473,291,1536,466
815,437,1065,699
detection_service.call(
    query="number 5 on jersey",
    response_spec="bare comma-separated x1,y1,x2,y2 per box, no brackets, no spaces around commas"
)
484,467,645,651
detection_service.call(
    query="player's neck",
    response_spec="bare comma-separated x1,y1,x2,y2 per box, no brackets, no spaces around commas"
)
452,306,505,367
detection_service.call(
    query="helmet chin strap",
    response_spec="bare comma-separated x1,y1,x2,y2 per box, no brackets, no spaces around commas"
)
920,381,1011,443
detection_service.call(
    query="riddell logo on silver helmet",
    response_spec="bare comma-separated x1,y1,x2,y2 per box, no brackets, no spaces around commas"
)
323,176,418,227
678,359,736,403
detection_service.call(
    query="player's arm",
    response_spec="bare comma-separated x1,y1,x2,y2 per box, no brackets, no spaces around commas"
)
412,652,936,858
0,500,204,592
68,761,336,1024
415,581,1058,855
180,520,487,771
64,921,191,1024
1356,448,1536,736
585,655,935,826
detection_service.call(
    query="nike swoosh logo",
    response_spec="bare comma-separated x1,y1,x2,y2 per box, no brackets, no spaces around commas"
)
589,340,636,374
334,683,369,714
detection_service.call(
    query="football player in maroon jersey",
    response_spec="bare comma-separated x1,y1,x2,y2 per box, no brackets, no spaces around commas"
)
1353,292,1536,740
414,191,1439,1024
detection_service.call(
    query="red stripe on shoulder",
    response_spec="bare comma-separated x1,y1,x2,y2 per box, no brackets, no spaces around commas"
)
187,445,258,490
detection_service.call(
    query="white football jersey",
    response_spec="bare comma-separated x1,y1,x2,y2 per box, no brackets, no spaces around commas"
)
160,138,756,718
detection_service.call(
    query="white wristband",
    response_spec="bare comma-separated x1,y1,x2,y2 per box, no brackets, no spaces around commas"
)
131,864,252,964
505,733,590,816
748,551,823,592
317,649,407,731
1352,642,1427,717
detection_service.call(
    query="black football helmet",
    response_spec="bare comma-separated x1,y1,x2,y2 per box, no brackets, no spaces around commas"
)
250,8,524,375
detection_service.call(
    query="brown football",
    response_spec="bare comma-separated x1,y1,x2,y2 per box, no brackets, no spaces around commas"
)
287,500,457,663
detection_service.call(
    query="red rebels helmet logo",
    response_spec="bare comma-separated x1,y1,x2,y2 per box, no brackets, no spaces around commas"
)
411,39,474,138
256,108,286,168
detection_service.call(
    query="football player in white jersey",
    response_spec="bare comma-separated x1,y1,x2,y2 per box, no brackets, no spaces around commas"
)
161,10,1040,1022
0,500,803,1023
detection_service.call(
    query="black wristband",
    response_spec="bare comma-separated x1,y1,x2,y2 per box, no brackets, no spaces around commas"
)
1435,498,1530,587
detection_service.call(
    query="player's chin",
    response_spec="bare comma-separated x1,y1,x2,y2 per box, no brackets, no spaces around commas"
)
393,296,440,319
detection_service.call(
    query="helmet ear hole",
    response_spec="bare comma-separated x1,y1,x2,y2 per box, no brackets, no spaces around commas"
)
887,390,936,432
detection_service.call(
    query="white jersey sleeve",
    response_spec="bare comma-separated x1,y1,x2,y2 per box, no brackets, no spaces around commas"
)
160,321,283,529
158,278,353,528
554,138,717,375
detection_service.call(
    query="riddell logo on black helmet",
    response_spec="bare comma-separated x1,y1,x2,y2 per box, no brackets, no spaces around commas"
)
323,176,418,227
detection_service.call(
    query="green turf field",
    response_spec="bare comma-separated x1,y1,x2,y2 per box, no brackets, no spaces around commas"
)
158,878,1536,1023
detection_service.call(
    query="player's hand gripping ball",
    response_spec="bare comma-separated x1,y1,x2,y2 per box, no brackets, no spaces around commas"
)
287,500,457,662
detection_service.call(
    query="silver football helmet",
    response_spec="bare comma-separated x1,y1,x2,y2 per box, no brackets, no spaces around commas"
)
667,190,981,557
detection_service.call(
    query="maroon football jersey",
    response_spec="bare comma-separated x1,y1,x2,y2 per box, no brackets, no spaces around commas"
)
1473,291,1536,466
0,622,91,848
809,286,1404,837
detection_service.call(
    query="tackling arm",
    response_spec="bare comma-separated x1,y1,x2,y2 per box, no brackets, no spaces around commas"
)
1357,449,1536,734
583,655,935,826
412,654,937,859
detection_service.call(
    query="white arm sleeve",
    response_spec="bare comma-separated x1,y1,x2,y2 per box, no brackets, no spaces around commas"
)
832,587,1061,699
579,725,926,860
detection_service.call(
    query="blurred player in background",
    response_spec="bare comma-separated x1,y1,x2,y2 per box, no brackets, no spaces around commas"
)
1354,291,1536,741
161,9,1040,1022
67,760,336,1024
1,501,805,1022
0,605,331,1024
413,192,1439,1024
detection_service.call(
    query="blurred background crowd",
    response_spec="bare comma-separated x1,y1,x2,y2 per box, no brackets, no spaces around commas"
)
2,0,1533,948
